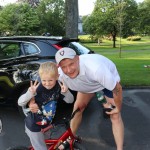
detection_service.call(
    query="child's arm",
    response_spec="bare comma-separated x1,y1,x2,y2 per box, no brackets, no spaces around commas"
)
18,80,40,106
58,80,74,103
28,97,35,105
18,89,35,107
62,90,74,103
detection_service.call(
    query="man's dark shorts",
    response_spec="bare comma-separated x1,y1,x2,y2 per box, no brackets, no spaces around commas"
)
102,88,115,119
102,88,113,98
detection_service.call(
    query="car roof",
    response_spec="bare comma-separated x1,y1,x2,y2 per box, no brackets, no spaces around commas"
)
0,36,79,42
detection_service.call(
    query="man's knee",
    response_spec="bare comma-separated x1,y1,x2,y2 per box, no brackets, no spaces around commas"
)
110,113,122,123
74,103,85,113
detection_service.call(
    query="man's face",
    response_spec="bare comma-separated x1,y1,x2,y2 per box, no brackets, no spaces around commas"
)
59,56,79,79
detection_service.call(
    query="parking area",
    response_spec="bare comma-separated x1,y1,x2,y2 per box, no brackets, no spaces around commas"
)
0,88,150,150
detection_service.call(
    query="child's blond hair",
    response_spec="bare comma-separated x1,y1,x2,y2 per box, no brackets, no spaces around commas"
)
38,62,58,78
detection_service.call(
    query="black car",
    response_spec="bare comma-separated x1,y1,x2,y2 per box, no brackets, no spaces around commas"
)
0,36,94,107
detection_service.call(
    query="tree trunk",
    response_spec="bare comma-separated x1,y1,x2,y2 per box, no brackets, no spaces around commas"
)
65,0,78,38
111,26,117,48
112,35,116,48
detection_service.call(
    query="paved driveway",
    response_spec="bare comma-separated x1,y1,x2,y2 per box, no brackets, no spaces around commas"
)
0,89,150,150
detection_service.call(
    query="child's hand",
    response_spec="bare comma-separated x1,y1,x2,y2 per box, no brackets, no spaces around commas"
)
29,80,40,95
58,79,68,93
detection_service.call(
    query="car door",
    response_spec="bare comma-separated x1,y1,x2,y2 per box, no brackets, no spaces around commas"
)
0,41,22,102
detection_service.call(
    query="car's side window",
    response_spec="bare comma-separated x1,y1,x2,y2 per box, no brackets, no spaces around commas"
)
0,43,20,59
23,43,39,55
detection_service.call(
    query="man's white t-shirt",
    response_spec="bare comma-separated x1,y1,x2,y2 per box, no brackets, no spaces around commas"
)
58,54,120,93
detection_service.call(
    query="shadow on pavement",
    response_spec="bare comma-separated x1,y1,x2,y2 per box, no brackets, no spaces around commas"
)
0,89,150,150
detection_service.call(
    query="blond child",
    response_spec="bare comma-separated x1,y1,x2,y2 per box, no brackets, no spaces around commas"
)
18,62,74,150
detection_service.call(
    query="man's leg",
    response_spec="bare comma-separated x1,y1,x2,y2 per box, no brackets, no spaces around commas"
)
110,113,124,150
106,96,124,150
71,92,94,135
104,89,124,150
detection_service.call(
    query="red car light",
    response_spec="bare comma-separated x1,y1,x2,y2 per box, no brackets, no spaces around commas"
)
53,44,62,50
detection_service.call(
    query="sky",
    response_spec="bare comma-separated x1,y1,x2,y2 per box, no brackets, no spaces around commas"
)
0,0,144,16
78,0,96,16
0,0,17,6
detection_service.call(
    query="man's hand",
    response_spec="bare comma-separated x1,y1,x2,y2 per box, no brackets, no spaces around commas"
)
29,103,39,113
58,79,68,93
28,98,39,113
28,80,40,95
105,107,120,115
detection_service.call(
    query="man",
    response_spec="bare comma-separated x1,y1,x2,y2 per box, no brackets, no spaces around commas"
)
55,47,124,150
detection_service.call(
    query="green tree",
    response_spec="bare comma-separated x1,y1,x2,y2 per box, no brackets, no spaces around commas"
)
137,0,150,35
83,15,96,36
18,0,40,7
83,0,138,48
120,0,138,37
0,3,40,35
36,0,65,35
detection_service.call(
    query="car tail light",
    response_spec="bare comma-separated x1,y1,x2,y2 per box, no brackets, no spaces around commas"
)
53,44,62,50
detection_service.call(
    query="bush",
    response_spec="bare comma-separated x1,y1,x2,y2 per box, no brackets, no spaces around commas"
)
79,35,97,43
127,36,141,41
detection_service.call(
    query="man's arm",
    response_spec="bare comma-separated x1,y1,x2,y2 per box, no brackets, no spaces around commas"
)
112,82,123,112
28,97,39,113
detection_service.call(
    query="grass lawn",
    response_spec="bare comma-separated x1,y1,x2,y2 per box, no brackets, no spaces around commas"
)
79,36,150,87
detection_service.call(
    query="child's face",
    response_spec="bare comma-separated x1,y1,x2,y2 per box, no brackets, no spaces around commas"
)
40,73,57,90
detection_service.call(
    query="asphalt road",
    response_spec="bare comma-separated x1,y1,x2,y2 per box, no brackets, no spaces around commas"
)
0,88,150,150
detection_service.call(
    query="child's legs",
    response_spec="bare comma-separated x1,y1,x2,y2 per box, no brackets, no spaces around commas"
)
25,125,47,150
